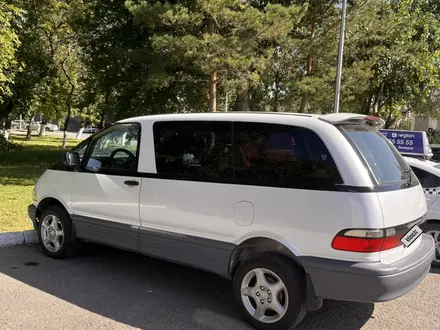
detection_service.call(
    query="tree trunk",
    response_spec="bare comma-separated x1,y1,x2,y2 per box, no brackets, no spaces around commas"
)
225,91,229,112
233,89,250,112
99,117,105,129
384,106,395,129
299,97,307,113
26,119,32,140
62,105,72,149
299,22,316,114
274,71,280,112
76,127,84,140
373,84,384,116
39,123,47,136
208,17,217,112
209,70,217,112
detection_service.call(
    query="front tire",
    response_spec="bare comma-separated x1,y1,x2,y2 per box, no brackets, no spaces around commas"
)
38,205,81,259
233,253,307,330
425,222,440,267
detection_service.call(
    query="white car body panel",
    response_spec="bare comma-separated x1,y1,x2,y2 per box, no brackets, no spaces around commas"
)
34,169,74,212
71,172,141,227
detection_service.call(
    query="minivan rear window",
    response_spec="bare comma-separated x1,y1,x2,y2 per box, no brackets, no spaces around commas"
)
341,125,411,185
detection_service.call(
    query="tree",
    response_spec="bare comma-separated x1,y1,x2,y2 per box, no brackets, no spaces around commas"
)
342,0,440,125
35,0,86,147
0,1,21,121
127,0,306,112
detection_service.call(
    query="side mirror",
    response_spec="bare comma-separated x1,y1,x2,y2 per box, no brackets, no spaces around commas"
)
65,152,80,168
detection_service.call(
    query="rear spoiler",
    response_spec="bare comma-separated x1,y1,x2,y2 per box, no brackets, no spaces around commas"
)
319,113,385,127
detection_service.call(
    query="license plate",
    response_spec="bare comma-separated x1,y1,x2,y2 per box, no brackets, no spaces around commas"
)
400,225,423,248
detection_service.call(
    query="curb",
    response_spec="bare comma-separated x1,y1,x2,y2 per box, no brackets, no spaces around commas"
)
0,230,39,248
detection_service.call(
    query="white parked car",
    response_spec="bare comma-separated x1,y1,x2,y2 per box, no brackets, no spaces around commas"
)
83,125,99,133
26,121,40,132
26,122,59,132
11,119,26,130
404,156,440,266
28,112,435,330
45,123,59,132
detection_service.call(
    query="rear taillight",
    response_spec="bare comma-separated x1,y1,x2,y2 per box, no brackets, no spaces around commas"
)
331,227,404,253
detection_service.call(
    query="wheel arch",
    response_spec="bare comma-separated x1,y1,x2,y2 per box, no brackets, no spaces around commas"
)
227,236,323,311
228,236,305,278
35,197,70,225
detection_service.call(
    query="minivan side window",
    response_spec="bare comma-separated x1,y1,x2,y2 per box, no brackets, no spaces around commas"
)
341,125,411,185
83,123,140,174
232,122,343,186
75,143,88,163
410,166,440,188
153,121,233,180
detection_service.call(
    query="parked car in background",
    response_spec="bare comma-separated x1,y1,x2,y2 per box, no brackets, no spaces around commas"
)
404,156,440,266
11,119,26,130
83,125,99,134
26,122,59,132
45,123,59,132
430,144,440,161
27,122,41,132
29,112,434,330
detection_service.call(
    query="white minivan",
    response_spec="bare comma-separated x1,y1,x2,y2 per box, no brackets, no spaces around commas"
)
28,112,435,330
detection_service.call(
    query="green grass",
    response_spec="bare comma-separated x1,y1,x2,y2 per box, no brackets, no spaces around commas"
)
0,135,80,233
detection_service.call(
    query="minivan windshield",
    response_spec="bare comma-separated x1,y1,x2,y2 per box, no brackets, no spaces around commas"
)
341,125,411,185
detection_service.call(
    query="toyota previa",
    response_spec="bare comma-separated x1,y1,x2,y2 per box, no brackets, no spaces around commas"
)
28,112,435,330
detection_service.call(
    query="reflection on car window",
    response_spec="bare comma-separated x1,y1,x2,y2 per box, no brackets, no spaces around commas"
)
72,143,88,162
85,124,139,173
153,121,342,187
233,122,343,185
153,121,232,179
342,125,409,185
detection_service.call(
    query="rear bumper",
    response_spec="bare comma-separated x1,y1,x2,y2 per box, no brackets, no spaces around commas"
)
301,234,435,303
28,204,38,230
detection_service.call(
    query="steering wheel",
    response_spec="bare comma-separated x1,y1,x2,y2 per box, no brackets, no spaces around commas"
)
109,148,136,168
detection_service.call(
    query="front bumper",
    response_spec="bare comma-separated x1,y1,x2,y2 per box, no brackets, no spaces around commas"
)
301,234,435,303
28,204,38,230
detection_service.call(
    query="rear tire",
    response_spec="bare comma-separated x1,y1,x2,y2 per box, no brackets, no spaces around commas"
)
424,222,440,267
38,205,81,259
233,253,307,330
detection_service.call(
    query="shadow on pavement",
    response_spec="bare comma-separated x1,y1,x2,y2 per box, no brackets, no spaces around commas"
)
0,244,374,330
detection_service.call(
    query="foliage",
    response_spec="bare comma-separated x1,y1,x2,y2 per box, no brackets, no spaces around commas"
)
343,0,440,119
0,135,79,233
0,1,22,104
127,0,306,112
427,128,440,144
0,134,23,153
2,0,440,130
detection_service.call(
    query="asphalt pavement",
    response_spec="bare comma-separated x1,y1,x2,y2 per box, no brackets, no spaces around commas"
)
0,244,438,330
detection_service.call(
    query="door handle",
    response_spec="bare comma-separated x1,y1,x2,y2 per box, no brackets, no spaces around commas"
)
124,180,139,186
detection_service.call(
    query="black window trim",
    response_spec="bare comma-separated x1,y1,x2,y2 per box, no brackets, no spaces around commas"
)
50,120,419,193
151,120,345,191
79,122,142,176
152,120,234,181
